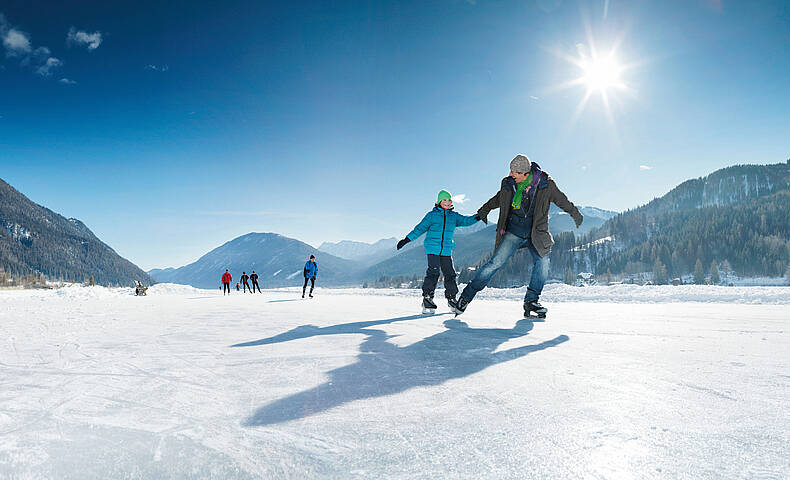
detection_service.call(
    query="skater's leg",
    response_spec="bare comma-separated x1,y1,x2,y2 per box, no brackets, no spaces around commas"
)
460,232,524,301
302,278,308,296
524,240,550,303
422,254,441,298
309,278,315,295
440,256,458,299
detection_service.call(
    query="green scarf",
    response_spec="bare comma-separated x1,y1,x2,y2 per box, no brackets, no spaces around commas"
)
511,173,533,210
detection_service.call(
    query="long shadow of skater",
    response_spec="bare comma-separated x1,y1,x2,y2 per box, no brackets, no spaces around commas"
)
236,316,569,426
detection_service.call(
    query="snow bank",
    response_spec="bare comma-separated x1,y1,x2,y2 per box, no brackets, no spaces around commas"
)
323,283,790,304
147,282,214,296
52,284,135,299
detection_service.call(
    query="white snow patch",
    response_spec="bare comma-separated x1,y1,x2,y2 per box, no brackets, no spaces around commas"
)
0,286,787,478
286,270,301,279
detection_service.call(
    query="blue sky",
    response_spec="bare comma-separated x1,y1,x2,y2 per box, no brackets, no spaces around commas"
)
1,0,788,270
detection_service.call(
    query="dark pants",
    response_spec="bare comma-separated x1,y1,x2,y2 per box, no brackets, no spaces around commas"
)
252,280,261,293
243,281,251,293
223,282,230,295
303,277,315,295
423,254,458,299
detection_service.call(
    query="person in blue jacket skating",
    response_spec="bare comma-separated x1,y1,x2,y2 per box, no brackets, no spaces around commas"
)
303,255,318,298
396,190,480,313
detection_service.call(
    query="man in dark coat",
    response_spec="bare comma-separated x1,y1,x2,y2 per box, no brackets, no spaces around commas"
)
449,154,583,318
241,272,251,293
250,271,261,293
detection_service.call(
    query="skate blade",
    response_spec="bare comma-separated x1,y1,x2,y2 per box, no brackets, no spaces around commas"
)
422,308,436,315
524,313,546,322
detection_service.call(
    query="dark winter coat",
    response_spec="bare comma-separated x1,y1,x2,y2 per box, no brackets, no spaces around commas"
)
406,206,479,256
304,261,318,279
476,163,583,257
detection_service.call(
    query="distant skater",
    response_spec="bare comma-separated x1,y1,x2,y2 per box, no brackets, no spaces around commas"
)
397,189,480,314
236,283,240,291
221,269,232,295
303,255,318,298
250,271,261,293
241,272,251,293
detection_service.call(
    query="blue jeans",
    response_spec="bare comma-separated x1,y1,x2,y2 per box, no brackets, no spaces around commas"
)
460,232,550,304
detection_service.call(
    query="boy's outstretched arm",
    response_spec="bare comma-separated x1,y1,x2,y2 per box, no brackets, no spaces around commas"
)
397,212,431,250
452,211,481,227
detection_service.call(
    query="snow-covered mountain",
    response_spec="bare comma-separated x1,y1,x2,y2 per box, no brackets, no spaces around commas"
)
0,177,153,286
318,237,398,266
578,160,790,279
548,205,618,235
148,232,360,289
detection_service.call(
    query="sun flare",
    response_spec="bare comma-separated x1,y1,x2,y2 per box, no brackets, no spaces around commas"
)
579,54,624,94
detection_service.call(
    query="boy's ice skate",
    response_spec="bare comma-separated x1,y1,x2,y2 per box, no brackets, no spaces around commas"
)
524,300,547,320
422,295,437,315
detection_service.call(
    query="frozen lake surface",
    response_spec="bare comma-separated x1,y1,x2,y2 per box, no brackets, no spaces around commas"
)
1,284,788,479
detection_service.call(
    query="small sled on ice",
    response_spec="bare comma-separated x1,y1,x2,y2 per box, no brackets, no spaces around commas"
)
134,281,148,296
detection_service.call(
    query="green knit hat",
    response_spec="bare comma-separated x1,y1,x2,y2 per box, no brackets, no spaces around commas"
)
437,190,452,203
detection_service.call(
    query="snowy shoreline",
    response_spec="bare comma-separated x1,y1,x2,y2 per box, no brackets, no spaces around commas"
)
3,282,788,305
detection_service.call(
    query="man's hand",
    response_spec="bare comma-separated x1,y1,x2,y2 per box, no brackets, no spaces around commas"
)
396,237,411,250
475,212,488,224
574,213,583,228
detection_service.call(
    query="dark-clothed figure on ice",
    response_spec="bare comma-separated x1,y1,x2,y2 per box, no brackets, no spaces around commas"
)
250,271,261,293
241,272,251,293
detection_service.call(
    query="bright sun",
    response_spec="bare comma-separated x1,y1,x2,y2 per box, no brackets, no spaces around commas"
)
579,54,623,94
549,40,635,124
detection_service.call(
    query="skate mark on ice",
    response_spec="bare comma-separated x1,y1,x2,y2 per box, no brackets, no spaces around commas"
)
241,317,569,426
678,382,737,401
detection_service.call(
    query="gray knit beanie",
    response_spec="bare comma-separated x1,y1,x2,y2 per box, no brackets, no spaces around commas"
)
510,154,531,173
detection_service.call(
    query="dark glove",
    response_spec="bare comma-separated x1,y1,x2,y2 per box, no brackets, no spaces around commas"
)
475,213,488,224
396,237,410,250
574,213,583,228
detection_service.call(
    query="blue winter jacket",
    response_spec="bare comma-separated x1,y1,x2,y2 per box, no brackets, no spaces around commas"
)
304,260,318,279
406,206,479,256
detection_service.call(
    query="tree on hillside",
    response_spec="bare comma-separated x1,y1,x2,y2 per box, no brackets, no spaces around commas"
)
721,259,732,280
564,268,575,286
694,259,705,285
710,261,720,285
653,259,668,285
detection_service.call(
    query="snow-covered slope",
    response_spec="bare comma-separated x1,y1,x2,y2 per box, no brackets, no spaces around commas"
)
1,284,787,478
0,177,153,286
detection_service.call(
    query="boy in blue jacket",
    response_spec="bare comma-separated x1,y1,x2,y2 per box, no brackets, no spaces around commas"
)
396,190,480,313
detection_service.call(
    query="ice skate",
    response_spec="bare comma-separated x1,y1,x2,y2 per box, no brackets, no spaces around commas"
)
524,300,547,320
448,296,469,316
422,295,437,315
